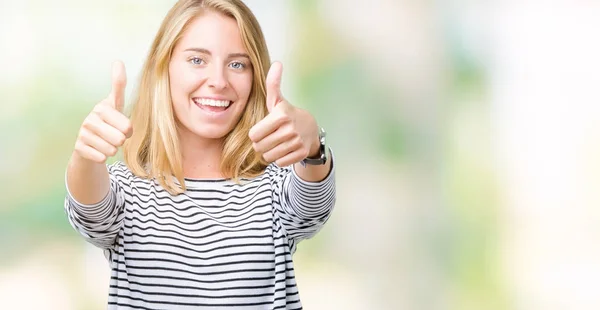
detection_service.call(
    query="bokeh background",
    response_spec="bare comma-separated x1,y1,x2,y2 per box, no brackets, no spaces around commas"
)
1,0,600,309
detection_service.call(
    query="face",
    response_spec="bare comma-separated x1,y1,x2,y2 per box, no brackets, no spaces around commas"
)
168,10,253,141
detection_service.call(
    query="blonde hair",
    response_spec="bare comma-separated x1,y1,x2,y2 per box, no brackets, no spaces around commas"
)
123,0,270,195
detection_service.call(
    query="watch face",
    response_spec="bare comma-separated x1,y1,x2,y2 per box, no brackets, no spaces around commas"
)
319,127,326,148
319,127,326,139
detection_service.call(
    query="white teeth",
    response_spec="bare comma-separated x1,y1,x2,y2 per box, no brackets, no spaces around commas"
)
194,98,231,107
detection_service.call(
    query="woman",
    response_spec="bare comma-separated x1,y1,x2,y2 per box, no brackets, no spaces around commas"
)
64,0,335,309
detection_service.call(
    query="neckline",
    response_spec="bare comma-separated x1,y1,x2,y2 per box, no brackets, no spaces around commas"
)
170,176,231,188
183,177,231,183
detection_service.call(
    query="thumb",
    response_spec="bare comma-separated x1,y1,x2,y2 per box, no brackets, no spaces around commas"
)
265,61,283,112
110,60,127,112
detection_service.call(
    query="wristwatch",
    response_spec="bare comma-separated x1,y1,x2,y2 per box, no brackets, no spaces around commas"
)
301,127,328,166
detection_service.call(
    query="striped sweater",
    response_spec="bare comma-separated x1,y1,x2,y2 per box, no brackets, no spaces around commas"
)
64,157,336,309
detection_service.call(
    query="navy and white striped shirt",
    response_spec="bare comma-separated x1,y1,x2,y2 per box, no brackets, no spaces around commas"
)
64,157,335,309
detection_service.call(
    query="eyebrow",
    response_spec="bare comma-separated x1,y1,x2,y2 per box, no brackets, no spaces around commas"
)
183,47,250,59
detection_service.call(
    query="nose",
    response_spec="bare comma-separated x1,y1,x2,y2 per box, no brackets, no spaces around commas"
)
207,63,228,90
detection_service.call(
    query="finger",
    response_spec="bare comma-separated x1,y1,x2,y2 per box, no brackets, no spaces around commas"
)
252,125,296,153
275,149,306,167
265,61,283,112
84,114,128,147
248,112,290,143
75,141,107,163
79,129,119,158
95,104,133,138
262,137,303,164
110,61,127,112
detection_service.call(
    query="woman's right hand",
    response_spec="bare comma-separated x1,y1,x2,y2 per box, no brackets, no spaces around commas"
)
74,61,133,163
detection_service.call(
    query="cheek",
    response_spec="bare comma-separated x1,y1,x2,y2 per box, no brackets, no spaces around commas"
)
169,63,198,99
231,74,253,101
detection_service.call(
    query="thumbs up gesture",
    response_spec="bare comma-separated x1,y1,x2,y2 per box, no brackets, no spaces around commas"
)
74,61,133,163
249,62,320,167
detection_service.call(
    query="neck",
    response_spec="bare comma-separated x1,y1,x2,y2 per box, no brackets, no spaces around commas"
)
178,129,225,179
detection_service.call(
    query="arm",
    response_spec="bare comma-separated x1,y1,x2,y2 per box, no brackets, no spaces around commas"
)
65,162,130,249
68,61,131,204
249,62,336,251
66,152,111,205
269,152,336,253
64,61,132,249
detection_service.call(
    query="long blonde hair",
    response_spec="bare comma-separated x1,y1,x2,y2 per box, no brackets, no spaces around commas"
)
123,0,270,195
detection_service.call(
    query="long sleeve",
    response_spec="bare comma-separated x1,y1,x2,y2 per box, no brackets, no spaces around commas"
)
64,162,130,250
269,150,336,254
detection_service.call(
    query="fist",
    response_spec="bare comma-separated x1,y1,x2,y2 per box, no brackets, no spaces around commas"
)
74,61,133,163
249,62,319,167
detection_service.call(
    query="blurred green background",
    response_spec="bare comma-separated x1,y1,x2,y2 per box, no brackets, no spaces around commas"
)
2,0,600,309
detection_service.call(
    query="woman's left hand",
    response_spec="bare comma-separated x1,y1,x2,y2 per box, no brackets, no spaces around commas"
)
249,62,320,167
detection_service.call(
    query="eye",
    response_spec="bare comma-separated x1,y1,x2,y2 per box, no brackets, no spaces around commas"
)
189,56,204,65
229,61,246,70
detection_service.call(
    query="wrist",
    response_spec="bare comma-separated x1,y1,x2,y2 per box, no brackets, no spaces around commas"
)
300,126,327,167
308,134,321,158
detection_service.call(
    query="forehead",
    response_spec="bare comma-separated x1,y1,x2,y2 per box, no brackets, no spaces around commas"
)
176,10,247,53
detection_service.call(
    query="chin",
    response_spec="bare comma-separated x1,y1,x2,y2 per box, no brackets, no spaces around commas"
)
190,124,236,140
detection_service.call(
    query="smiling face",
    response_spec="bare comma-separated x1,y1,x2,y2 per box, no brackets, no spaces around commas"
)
168,10,253,141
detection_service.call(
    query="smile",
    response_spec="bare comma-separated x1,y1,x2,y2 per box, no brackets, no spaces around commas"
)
192,97,234,114
193,97,232,107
